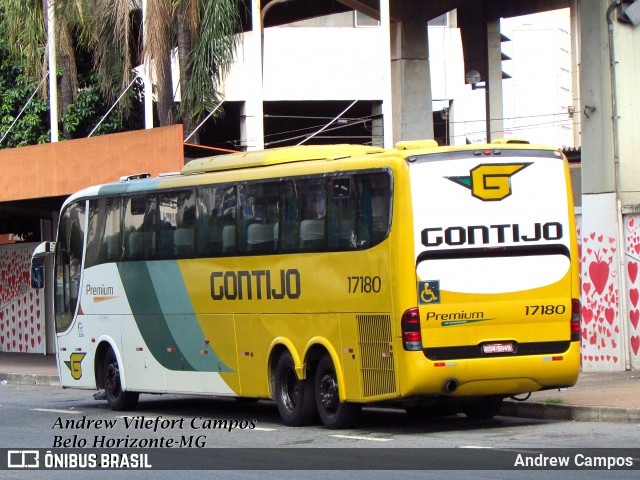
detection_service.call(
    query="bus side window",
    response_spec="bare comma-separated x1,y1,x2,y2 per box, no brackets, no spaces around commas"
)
55,201,85,333
241,181,279,253
175,190,195,257
221,186,237,254
281,178,326,252
124,195,156,260
158,193,178,257
327,172,391,251
158,191,195,258
368,172,391,245
329,177,356,249
86,197,122,267
197,186,226,256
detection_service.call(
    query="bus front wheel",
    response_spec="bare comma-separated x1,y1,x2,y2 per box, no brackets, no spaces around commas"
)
103,349,139,411
314,354,361,429
274,351,317,426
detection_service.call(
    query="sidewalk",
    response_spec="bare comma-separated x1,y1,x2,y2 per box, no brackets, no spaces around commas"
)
1,352,639,423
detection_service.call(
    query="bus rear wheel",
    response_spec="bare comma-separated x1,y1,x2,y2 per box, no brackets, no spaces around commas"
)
274,351,317,426
314,354,361,429
103,349,139,411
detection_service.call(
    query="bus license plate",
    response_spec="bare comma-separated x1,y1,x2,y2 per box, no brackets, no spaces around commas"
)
482,342,514,354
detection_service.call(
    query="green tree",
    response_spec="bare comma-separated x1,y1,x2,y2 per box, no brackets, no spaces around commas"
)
133,0,242,139
0,2,50,147
1,0,82,122
85,0,242,140
1,0,242,145
0,1,143,146
176,0,242,141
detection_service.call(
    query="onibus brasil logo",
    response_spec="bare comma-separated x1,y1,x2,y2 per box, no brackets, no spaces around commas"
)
447,162,531,201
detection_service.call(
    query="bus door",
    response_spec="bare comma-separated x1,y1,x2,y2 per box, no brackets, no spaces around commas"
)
54,201,96,387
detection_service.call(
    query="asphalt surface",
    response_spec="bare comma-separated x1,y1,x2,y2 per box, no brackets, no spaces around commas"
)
1,352,639,423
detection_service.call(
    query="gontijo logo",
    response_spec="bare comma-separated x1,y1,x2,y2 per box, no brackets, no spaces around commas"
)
447,163,531,201
64,352,87,380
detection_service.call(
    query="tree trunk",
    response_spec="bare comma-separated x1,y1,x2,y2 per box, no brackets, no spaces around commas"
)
157,52,176,127
177,10,198,143
58,50,74,132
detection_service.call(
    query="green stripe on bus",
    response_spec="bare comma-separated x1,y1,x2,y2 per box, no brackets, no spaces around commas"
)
118,262,196,371
117,262,232,373
98,180,161,196
147,261,233,373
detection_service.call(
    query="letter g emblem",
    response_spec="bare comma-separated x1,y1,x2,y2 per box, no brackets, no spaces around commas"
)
447,163,531,201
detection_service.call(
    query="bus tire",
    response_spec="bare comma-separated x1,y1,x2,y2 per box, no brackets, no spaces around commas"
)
103,349,139,411
274,351,317,426
314,354,361,429
463,396,503,420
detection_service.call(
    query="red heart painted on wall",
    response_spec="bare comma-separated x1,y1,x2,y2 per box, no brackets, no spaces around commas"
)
604,308,615,325
629,262,639,283
631,336,640,356
582,307,594,325
630,289,639,308
589,260,609,295
631,310,640,330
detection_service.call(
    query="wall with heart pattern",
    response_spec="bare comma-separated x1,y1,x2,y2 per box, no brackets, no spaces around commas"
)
623,216,640,370
0,244,46,354
579,193,640,371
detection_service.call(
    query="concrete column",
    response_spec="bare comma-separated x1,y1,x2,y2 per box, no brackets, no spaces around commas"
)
576,0,640,371
242,0,265,151
570,0,581,148
380,0,393,148
580,1,615,196
371,102,384,148
485,18,504,141
390,20,433,144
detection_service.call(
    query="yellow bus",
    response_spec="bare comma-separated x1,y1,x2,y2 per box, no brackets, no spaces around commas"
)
31,140,580,428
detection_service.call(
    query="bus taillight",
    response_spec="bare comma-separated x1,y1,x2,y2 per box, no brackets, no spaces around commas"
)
402,307,423,351
571,298,581,341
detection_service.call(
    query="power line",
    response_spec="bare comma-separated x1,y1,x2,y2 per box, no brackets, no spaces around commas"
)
0,73,49,146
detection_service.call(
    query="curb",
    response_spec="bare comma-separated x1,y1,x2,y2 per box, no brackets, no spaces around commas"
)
1,374,639,423
0,373,60,387
501,400,640,423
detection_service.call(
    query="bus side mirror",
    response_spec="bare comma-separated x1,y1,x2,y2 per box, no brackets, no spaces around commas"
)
31,257,45,289
30,241,56,289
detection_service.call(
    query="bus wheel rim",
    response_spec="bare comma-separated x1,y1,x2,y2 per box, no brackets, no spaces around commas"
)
319,371,339,414
281,366,298,411
106,363,121,396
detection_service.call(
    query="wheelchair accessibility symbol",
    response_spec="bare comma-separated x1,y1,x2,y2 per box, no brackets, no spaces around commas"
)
418,281,441,305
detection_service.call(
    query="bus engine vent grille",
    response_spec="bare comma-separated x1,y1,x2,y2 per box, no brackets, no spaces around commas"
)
356,314,397,398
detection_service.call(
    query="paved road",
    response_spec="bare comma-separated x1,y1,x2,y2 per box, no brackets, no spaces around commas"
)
0,384,638,479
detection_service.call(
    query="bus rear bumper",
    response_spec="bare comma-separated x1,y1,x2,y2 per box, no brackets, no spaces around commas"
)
397,341,580,398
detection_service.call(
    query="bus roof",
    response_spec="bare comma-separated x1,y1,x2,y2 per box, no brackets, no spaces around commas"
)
181,144,384,174
390,141,563,160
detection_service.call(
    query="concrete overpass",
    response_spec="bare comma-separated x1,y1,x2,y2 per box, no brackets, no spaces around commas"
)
249,0,570,147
